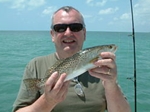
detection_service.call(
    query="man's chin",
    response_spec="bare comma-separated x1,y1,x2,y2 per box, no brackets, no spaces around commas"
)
63,47,78,56
64,46,70,51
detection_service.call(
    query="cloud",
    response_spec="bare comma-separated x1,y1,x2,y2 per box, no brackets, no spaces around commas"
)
11,0,26,9
133,0,150,25
28,0,45,7
86,0,93,4
86,0,107,7
86,0,94,6
42,6,56,15
110,0,150,32
120,13,130,20
96,0,107,6
83,14,93,18
134,0,150,14
0,0,11,2
114,0,150,21
0,0,46,10
134,0,150,16
99,7,119,15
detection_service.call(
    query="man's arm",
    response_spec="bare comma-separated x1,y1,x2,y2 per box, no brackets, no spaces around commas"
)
104,81,131,112
89,52,131,112
16,72,70,112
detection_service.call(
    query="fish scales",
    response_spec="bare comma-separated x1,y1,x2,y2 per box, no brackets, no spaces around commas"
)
46,53,81,78
23,44,117,93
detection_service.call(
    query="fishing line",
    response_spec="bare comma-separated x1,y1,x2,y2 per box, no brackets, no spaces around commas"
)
128,0,137,112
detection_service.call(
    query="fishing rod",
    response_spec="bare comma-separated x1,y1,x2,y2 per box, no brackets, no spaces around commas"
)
128,0,137,111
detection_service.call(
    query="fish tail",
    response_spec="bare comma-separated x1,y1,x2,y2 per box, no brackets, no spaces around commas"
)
23,78,41,95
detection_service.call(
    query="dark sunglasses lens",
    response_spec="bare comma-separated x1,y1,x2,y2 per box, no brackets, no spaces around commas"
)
70,23,83,32
53,24,67,32
53,23,83,33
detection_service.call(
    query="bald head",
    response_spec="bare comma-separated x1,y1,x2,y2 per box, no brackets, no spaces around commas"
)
51,6,85,28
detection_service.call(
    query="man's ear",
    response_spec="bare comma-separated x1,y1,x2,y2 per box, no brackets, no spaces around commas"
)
50,30,55,42
83,28,86,41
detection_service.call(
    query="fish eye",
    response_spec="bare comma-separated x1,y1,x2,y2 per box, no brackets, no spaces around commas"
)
109,45,113,49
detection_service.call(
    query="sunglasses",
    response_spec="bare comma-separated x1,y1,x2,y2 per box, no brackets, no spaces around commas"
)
52,23,84,33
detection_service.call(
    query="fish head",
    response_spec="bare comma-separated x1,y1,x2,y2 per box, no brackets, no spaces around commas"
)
83,44,117,57
76,44,117,67
96,44,117,53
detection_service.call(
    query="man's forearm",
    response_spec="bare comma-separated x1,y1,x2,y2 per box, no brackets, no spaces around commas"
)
16,94,56,112
105,83,131,112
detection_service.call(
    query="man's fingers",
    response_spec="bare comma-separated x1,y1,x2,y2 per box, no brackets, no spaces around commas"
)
45,71,59,92
52,73,67,93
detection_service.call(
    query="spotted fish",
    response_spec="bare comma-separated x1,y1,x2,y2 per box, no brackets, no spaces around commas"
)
24,44,117,93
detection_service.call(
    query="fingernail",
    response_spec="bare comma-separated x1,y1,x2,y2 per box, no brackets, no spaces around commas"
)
54,71,58,74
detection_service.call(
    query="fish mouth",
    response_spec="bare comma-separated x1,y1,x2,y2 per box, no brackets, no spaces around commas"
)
113,45,118,52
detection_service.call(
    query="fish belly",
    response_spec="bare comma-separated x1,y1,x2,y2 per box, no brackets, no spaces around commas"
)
64,63,96,81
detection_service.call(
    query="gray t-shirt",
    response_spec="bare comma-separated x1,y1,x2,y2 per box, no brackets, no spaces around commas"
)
12,53,106,112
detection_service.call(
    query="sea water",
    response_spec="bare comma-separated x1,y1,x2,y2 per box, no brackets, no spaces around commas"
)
0,31,150,112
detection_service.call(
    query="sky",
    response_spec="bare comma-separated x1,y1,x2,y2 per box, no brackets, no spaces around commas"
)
0,0,150,32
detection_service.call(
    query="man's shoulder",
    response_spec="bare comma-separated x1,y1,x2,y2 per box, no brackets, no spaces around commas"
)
30,53,55,63
26,53,57,68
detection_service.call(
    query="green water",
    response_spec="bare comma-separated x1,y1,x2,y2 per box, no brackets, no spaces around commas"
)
0,31,150,112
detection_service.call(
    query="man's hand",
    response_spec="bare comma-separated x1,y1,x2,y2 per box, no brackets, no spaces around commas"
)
43,72,70,106
88,52,117,88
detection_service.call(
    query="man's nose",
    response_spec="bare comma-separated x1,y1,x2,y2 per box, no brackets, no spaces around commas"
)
64,27,73,36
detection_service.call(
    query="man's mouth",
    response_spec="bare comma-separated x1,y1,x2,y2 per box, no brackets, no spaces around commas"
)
63,40,75,44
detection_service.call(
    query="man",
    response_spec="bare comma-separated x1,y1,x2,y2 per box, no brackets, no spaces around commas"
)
12,6,131,112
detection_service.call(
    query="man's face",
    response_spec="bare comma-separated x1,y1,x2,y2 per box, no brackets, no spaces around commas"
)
51,9,86,59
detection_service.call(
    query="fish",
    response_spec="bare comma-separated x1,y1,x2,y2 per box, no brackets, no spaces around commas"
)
23,44,117,93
